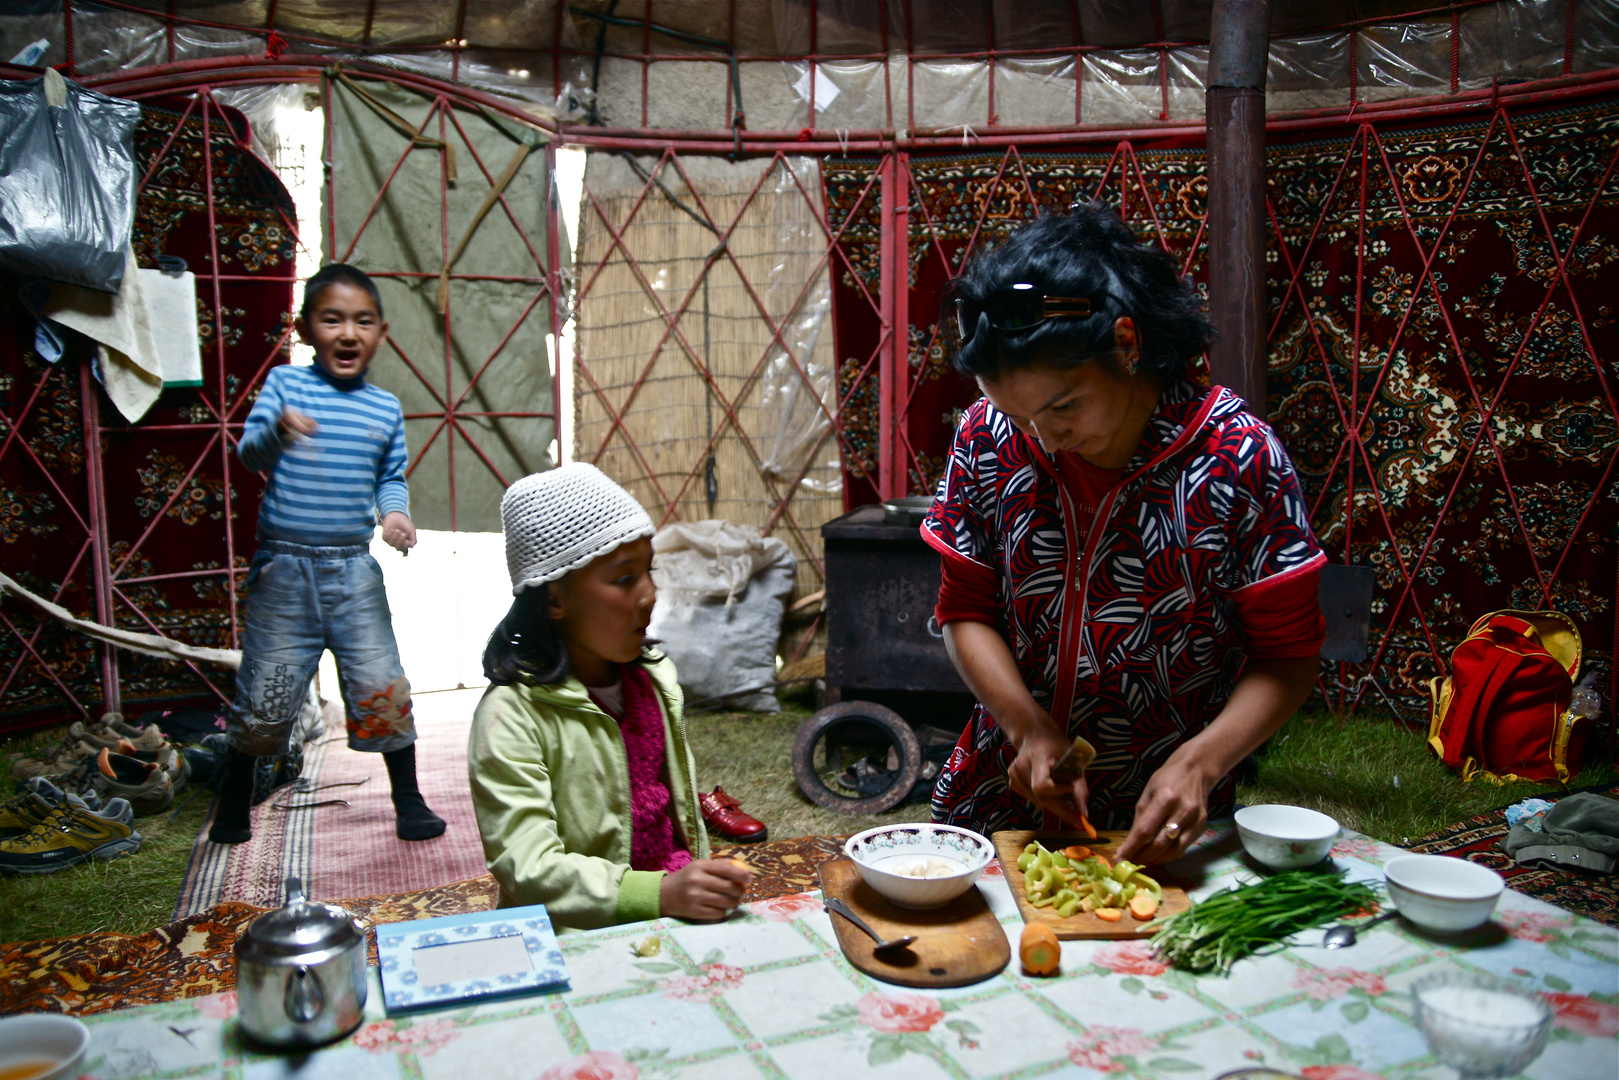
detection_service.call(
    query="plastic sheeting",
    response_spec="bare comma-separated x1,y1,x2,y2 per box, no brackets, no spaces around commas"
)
0,68,138,291
4,2,1617,138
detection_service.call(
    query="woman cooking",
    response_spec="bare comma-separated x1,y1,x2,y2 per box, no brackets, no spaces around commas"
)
923,203,1326,867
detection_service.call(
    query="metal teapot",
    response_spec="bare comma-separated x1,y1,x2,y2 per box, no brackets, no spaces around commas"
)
234,876,368,1049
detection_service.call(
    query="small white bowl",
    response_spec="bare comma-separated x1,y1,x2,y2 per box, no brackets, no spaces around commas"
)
1234,804,1340,870
0,1014,91,1080
1384,855,1504,933
844,823,994,909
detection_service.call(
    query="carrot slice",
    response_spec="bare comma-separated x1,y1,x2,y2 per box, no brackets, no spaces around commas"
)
1128,893,1159,920
1020,923,1062,976
1077,813,1098,840
1095,906,1125,922
1062,845,1094,861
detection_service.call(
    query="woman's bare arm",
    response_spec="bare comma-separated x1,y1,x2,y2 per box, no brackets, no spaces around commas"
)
1115,654,1319,864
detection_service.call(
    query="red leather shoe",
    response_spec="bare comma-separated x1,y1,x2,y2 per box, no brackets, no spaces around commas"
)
699,786,767,843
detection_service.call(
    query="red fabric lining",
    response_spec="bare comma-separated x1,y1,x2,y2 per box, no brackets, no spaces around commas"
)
1233,549,1329,597
1236,562,1326,658
936,547,1000,625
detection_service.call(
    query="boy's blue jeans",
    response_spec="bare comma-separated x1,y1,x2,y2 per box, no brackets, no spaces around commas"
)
227,540,415,756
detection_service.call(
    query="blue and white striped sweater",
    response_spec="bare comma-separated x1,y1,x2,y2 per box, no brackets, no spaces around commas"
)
239,364,410,545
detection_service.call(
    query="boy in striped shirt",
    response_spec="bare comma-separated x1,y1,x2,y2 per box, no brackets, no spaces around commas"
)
210,264,445,845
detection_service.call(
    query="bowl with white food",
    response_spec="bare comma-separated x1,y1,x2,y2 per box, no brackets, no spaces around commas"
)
1412,970,1552,1077
843,823,995,909
1383,854,1504,933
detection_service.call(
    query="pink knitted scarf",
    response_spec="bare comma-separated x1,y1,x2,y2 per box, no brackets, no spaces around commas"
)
613,663,691,874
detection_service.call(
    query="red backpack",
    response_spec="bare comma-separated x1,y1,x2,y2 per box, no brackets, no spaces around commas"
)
1427,610,1587,784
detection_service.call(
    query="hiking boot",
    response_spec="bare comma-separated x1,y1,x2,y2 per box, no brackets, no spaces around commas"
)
48,757,102,804
8,740,100,784
118,741,189,791
68,720,123,750
0,797,140,874
0,778,99,839
71,718,169,754
93,747,174,815
115,724,169,756
100,712,149,740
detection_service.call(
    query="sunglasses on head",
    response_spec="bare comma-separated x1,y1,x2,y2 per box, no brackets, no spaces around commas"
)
952,284,1108,346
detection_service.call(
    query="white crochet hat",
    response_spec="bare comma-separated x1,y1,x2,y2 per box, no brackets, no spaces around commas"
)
501,463,655,594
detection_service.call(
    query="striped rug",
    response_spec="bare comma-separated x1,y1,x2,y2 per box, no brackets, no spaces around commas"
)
174,688,487,916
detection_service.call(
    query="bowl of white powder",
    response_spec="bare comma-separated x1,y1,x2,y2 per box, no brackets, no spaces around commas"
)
1412,971,1552,1078
844,823,994,909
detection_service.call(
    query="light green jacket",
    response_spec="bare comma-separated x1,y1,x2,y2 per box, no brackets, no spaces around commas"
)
466,654,709,930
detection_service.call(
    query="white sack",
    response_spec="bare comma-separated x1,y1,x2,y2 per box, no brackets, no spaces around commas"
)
648,520,795,712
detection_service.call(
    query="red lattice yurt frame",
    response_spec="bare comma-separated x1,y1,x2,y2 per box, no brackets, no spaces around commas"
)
2,2,1619,732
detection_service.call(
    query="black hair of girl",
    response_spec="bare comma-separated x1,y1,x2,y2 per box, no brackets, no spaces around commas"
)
483,585,570,686
300,263,385,322
482,584,664,686
940,202,1213,383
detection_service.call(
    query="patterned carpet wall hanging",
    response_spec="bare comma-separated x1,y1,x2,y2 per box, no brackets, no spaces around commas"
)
824,99,1619,705
0,97,295,727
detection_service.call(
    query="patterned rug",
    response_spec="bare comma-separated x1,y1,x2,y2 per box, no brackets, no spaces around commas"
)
1406,784,1619,927
2,834,850,1017
174,692,487,916
0,97,296,729
824,99,1619,711
299,695,486,903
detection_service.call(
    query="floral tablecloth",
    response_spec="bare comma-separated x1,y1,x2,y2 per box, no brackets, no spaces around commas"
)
69,827,1617,1079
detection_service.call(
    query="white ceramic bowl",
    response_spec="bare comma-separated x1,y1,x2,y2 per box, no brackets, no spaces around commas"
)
844,823,994,909
0,1014,91,1080
1384,855,1504,933
1234,804,1340,870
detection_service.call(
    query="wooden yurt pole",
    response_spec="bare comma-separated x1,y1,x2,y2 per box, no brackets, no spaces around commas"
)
1206,0,1272,417
78,357,119,715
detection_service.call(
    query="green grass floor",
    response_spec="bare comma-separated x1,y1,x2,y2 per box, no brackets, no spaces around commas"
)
2,693,1612,945
0,718,216,944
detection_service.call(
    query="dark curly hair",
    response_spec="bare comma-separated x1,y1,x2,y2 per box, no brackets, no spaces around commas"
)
941,203,1212,382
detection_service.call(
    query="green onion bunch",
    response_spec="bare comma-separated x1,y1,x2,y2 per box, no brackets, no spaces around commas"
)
1147,868,1382,976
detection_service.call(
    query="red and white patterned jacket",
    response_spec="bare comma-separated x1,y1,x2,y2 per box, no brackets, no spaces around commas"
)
921,379,1326,833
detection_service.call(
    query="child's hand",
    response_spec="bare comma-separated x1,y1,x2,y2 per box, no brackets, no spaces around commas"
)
381,512,416,552
659,858,751,922
279,407,318,442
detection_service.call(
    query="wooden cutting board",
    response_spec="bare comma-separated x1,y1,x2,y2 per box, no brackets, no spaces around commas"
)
817,857,1010,988
992,830,1191,940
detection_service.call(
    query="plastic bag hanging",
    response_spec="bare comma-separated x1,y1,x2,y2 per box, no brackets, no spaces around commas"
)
0,69,140,292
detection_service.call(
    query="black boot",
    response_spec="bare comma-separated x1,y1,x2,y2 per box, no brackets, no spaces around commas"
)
383,744,445,841
208,748,257,844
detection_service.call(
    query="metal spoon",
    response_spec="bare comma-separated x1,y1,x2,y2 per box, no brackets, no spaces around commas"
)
823,898,917,956
1323,909,1399,949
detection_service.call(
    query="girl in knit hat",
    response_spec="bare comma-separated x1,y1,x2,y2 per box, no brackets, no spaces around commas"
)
467,463,750,929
